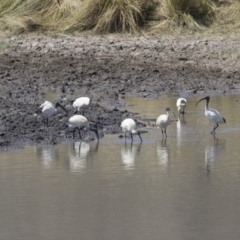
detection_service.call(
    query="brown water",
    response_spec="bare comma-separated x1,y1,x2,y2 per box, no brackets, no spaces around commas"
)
1,94,240,240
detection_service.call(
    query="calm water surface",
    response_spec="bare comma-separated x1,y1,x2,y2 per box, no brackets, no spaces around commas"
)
1,94,240,240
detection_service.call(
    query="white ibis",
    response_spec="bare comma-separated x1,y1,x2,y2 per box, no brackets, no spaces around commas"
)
66,115,99,141
156,107,175,138
176,98,187,115
72,96,92,116
121,118,142,142
35,101,67,126
196,96,226,134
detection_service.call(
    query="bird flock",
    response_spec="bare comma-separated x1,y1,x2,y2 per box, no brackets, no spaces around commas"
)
35,95,226,143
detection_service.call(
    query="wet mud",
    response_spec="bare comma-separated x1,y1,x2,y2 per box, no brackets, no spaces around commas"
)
0,35,239,149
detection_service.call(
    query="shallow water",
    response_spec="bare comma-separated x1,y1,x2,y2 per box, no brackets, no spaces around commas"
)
1,94,240,240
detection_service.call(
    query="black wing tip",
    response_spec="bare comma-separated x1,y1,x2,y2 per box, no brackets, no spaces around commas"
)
223,117,226,123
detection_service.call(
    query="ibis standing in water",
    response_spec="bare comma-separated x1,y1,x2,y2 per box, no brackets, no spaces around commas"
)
121,118,142,142
156,107,175,139
66,115,100,141
35,101,68,126
196,96,226,134
176,98,187,115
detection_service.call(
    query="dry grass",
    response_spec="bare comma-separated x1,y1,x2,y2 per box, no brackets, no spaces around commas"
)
152,0,216,32
0,0,240,35
66,0,158,34
24,0,81,29
207,0,240,35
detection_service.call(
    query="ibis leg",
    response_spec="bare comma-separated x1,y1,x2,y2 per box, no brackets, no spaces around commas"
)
73,127,78,139
210,124,219,134
161,129,164,138
164,128,167,138
78,128,82,140
130,133,133,142
138,133,142,142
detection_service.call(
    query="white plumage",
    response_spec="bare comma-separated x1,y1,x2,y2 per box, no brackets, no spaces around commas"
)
156,107,172,138
121,118,142,142
176,98,187,114
196,96,226,134
72,97,92,115
67,115,99,140
39,101,57,117
35,100,67,126
68,115,89,129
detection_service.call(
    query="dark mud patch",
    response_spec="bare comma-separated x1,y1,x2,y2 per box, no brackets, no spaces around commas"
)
0,35,240,149
0,96,146,150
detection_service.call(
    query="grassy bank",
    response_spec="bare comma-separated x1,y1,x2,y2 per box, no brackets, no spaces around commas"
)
0,0,240,35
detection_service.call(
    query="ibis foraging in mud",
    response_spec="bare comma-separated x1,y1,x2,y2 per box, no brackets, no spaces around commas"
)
72,86,93,116
196,96,226,134
121,118,142,142
72,96,92,116
35,101,67,126
66,115,100,141
156,107,175,139
176,98,187,115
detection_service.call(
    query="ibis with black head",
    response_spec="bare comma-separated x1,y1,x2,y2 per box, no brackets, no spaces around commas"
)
35,101,67,126
196,96,226,134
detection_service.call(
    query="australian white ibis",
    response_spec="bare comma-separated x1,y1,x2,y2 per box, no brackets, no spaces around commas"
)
176,98,187,115
35,101,67,126
72,96,92,116
121,118,142,142
196,96,226,134
66,115,100,141
156,107,175,138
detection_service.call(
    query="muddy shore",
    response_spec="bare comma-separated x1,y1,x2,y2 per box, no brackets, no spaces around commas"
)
0,34,240,149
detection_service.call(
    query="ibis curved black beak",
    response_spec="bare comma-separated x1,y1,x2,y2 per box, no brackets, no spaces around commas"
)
196,96,208,106
55,102,68,115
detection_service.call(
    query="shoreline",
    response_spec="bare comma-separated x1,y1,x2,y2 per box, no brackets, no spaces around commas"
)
0,35,239,149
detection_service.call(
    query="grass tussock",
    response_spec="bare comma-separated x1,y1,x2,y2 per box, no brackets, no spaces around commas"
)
24,0,82,28
210,0,240,34
66,0,158,34
0,0,82,32
0,0,240,35
154,0,216,31
0,0,28,17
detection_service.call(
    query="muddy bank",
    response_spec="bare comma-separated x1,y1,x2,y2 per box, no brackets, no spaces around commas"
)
0,34,240,149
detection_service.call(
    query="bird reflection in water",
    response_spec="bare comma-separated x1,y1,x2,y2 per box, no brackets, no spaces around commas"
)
121,142,142,171
205,137,226,173
176,115,187,147
69,141,99,173
156,139,169,170
35,146,59,169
